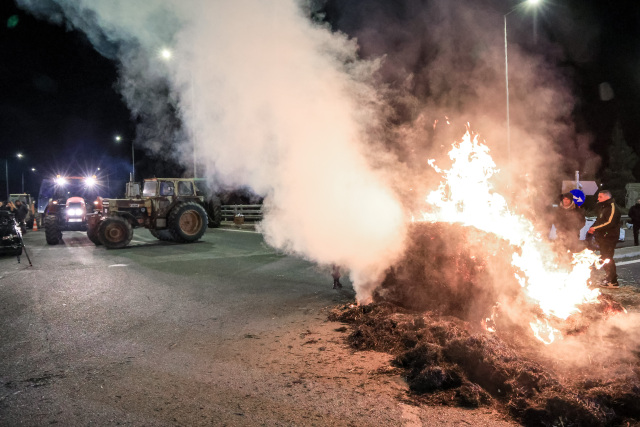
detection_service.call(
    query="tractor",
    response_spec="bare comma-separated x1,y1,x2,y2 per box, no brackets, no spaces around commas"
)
41,175,100,245
87,177,211,249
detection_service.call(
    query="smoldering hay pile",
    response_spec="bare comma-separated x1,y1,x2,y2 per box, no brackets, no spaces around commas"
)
329,134,640,426
331,221,640,426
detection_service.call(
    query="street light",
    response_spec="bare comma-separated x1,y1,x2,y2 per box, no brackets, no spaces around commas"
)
159,47,198,178
115,135,135,181
4,152,24,199
22,167,37,193
504,0,542,188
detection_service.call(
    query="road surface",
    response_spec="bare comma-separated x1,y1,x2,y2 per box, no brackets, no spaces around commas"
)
0,228,514,426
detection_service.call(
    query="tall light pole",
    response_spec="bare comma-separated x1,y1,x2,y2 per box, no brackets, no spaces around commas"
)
4,159,8,200
160,48,198,178
16,153,24,194
25,167,36,194
116,135,134,181
504,0,542,189
4,152,24,199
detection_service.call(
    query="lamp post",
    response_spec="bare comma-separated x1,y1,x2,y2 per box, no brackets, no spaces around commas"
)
16,153,24,194
160,48,198,178
24,167,36,194
4,153,24,199
504,0,542,188
115,135,134,181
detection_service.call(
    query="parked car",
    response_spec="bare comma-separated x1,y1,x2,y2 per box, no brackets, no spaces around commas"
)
0,210,23,256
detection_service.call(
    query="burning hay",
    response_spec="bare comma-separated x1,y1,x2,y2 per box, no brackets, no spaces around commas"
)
330,223,640,426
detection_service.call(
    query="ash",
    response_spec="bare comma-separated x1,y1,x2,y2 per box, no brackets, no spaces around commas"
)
330,223,640,426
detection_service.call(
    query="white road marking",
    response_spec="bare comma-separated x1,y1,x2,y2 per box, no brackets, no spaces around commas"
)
108,264,128,267
216,228,259,234
617,259,640,266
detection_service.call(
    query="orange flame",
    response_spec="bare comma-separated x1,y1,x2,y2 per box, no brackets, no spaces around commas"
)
422,130,602,344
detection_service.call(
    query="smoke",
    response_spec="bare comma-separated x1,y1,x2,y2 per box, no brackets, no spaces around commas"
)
14,0,598,301
324,0,597,210
16,0,408,299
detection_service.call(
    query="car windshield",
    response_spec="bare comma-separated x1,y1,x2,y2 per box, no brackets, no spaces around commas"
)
143,181,157,197
68,202,83,209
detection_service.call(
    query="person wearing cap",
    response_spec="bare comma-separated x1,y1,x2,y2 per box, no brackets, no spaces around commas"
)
553,192,585,260
587,190,621,288
628,198,640,246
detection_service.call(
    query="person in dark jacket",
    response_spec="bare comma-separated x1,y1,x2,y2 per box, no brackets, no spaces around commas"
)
13,200,28,234
587,190,621,288
554,193,585,257
331,264,342,289
628,198,640,246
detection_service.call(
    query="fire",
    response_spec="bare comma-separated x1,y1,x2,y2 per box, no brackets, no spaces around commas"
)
422,130,603,343
529,318,557,345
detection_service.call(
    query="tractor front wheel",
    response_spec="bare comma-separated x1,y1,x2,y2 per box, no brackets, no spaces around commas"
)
44,215,62,245
98,217,133,249
168,202,208,243
87,225,102,246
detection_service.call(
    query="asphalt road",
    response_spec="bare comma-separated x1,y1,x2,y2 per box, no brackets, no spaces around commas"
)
0,228,516,426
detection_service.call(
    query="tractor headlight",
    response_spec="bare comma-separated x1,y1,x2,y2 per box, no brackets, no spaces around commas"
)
85,176,97,187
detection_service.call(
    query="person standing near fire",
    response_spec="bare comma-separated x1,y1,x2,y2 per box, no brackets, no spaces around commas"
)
331,264,342,289
628,198,640,246
587,190,621,288
554,192,585,257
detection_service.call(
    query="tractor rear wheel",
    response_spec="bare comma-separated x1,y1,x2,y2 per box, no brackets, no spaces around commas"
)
44,215,62,245
98,217,133,249
150,229,174,241
168,202,208,242
207,198,222,228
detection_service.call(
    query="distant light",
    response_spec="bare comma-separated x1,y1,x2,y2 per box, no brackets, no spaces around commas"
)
115,135,122,142
31,168,36,172
16,153,23,159
160,48,172,60
7,15,19,29
55,176,67,186
85,176,97,187
527,0,541,4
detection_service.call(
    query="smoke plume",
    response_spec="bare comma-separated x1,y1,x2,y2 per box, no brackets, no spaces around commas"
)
15,0,597,301
16,0,408,299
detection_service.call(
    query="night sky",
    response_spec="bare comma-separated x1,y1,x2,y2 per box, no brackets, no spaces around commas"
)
0,0,134,196
1,0,639,198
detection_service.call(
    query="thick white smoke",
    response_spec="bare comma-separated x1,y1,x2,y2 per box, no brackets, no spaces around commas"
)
16,0,408,299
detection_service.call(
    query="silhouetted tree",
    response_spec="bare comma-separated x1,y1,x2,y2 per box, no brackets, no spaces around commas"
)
601,121,637,203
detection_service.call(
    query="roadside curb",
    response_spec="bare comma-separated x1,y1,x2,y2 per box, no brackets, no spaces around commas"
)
614,250,640,260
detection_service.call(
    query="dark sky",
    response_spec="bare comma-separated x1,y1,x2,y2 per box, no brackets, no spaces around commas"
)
0,0,134,196
1,0,639,197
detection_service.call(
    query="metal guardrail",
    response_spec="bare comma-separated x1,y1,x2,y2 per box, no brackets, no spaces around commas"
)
221,204,263,221
219,207,629,226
